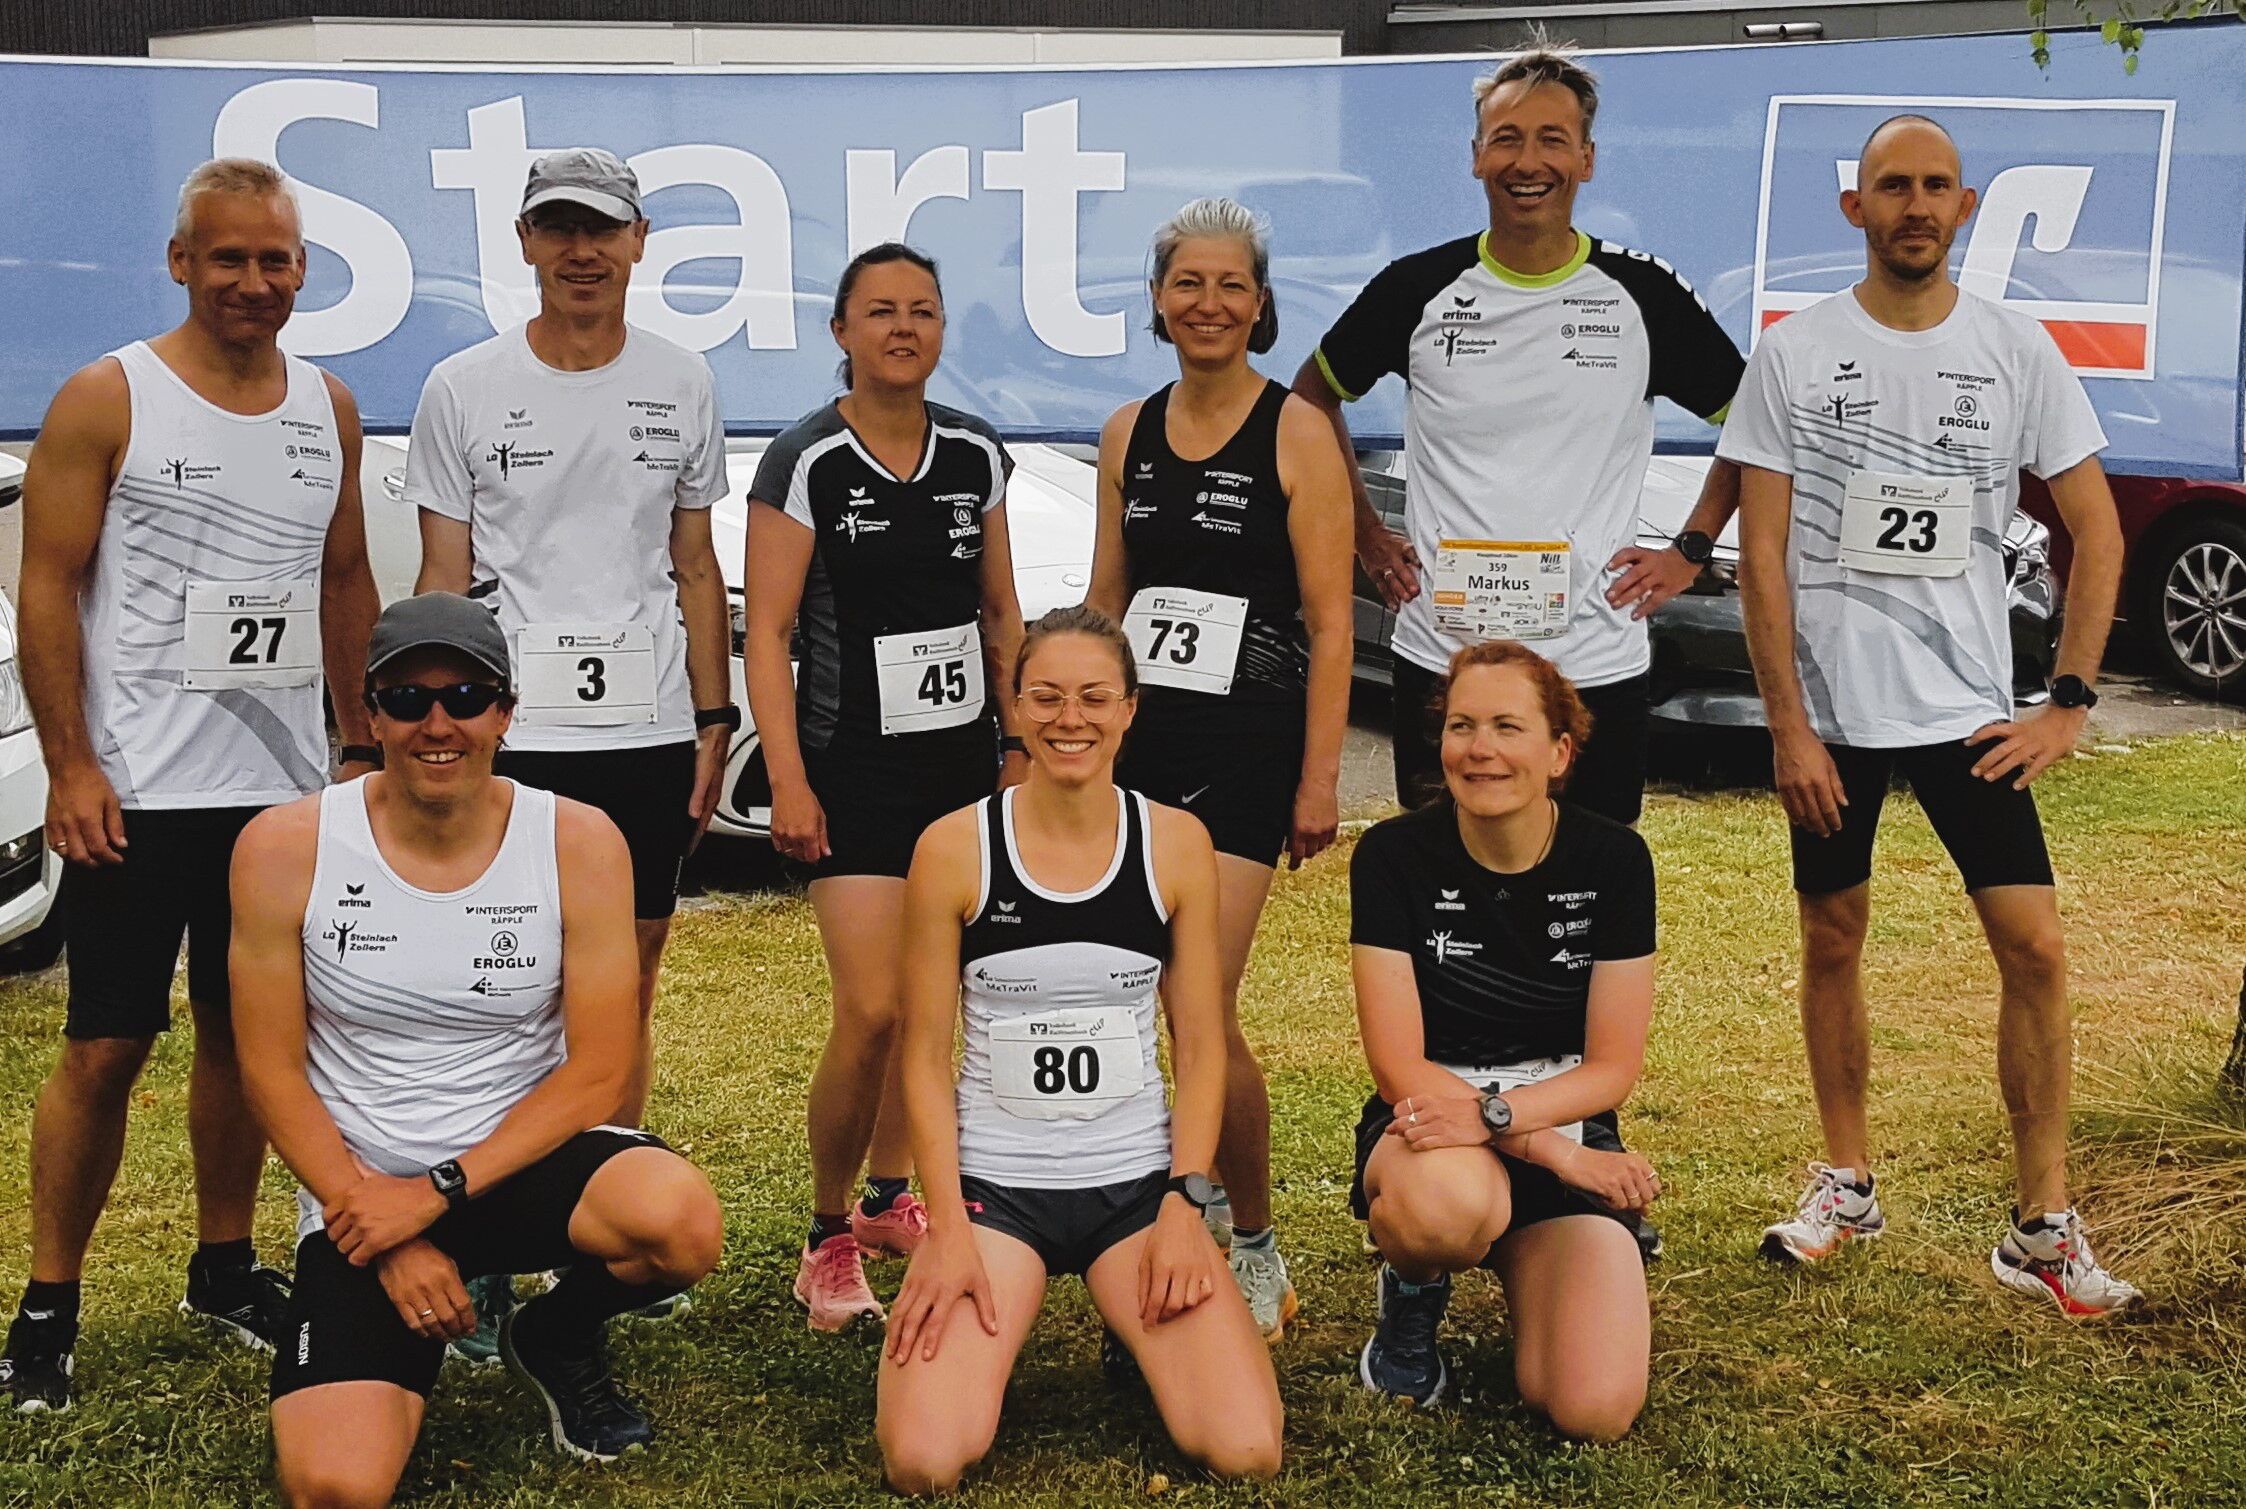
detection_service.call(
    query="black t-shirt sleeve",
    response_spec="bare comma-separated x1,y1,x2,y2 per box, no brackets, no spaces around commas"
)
1349,821,1419,952
1313,237,1478,404
1593,827,1658,961
1599,245,1747,423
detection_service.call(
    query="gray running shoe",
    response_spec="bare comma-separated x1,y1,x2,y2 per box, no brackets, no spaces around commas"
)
1228,1239,1299,1343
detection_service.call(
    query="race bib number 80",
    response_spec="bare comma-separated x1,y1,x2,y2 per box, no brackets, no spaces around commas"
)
990,1008,1145,1121
183,579,321,690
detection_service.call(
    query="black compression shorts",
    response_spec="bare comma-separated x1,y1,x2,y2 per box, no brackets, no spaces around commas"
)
61,805,264,1039
1116,691,1305,864
495,743,697,919
1789,738,2054,896
959,1170,1170,1278
802,726,994,880
270,1128,668,1401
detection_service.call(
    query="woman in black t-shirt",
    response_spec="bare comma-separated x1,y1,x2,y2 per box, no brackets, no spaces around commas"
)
1349,640,1660,1439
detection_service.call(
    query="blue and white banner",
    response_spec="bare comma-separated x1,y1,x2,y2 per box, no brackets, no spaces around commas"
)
1,26,2241,475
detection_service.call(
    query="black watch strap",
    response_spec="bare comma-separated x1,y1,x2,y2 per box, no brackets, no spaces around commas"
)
1165,1172,1216,1210
2049,675,2098,710
428,1160,469,1211
338,744,384,769
695,705,743,732
1673,529,1715,566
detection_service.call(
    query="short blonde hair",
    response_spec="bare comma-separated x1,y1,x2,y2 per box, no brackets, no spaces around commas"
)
174,158,300,243
1472,45,1601,142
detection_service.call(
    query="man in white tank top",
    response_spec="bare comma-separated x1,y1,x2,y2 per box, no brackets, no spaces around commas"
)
231,594,721,1497
406,148,735,1136
3,159,381,1415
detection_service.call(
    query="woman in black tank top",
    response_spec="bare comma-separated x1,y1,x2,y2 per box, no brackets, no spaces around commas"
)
1086,197,1354,1339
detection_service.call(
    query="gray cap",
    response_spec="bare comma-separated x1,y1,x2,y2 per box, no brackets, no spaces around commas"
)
366,593,512,687
520,147,642,224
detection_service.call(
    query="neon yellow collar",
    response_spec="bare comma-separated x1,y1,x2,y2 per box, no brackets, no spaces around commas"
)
1477,229,1590,288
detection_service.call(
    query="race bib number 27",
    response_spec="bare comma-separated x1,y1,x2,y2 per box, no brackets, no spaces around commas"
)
183,579,321,690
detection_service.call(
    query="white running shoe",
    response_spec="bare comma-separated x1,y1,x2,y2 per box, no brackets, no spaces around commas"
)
1201,1188,1234,1249
1760,1162,1886,1265
1991,1209,2141,1317
1228,1238,1299,1344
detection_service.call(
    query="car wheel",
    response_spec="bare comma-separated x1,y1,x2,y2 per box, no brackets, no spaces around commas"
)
2138,513,2246,702
0,899,65,975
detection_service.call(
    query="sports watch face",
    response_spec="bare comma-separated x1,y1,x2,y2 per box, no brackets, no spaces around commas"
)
1171,1172,1218,1210
1674,530,1716,566
1479,1091,1514,1134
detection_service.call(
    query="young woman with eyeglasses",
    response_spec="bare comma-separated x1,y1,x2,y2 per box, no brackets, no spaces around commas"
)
1086,197,1354,1340
741,242,1031,1333
872,605,1281,1495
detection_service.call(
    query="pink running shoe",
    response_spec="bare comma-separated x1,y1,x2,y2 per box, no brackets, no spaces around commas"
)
792,1235,884,1333
851,1191,930,1258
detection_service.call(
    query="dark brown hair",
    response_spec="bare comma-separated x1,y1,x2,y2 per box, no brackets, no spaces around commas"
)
1438,640,1592,787
832,241,942,388
1014,604,1138,698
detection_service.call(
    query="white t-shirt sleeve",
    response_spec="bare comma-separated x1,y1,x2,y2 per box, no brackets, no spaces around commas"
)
1714,334,1797,476
2021,328,2107,480
403,368,474,522
675,363,729,511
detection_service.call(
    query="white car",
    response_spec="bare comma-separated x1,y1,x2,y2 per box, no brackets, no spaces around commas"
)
361,436,1099,843
0,451,66,973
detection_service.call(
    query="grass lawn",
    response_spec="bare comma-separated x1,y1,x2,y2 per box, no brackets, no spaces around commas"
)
2,733,2242,1506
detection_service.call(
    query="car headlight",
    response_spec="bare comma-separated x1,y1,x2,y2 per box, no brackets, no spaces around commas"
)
0,657,31,737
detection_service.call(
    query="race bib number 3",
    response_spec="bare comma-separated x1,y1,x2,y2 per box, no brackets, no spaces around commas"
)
990,1008,1145,1121
1445,1055,1588,1144
1840,471,1971,578
183,579,321,690
1430,540,1571,641
874,622,985,735
1123,587,1248,695
517,624,658,725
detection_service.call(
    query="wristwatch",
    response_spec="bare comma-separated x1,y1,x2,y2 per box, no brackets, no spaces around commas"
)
427,1159,469,1212
1164,1172,1218,1211
1672,529,1716,567
695,705,743,732
2048,675,2099,710
1478,1089,1515,1136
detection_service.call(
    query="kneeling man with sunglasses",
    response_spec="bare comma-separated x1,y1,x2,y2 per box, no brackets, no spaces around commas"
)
230,593,722,1505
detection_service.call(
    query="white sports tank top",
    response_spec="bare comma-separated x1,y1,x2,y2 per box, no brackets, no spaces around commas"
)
955,787,1173,1188
294,778,565,1241
83,341,342,809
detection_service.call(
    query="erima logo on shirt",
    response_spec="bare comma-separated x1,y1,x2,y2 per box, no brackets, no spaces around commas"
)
1441,296,1482,323
1427,930,1483,964
1136,461,1155,478
336,883,372,910
1434,889,1466,912
838,510,890,542
989,900,1021,924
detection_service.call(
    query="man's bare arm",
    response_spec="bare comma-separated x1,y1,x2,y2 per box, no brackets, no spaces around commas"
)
319,373,379,749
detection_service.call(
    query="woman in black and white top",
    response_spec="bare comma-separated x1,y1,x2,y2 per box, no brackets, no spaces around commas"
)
1349,639,1660,1439
874,606,1280,1495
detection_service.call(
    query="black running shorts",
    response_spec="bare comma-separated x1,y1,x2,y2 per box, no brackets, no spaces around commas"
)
495,742,697,919
1117,690,1305,864
801,725,995,880
1391,658,1649,826
1348,1094,1641,1257
270,1128,668,1401
959,1170,1171,1277
1789,738,2054,896
61,805,264,1039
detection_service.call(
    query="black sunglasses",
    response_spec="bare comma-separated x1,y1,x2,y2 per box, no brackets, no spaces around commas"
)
365,682,509,722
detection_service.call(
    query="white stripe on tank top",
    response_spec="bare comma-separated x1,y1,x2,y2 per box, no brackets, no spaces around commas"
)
295,778,565,1241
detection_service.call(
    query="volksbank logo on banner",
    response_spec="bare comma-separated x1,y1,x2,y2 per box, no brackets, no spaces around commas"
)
1752,96,2175,380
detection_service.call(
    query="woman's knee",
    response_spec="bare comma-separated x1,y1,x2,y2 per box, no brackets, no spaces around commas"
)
276,1455,396,1509
1536,1374,1646,1444
591,1153,724,1283
1176,1413,1283,1480
878,1415,994,1496
1368,1178,1497,1270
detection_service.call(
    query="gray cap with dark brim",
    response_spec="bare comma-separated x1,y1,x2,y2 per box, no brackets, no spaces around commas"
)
365,592,512,687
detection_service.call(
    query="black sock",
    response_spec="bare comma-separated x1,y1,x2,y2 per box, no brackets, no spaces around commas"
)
535,1262,679,1347
17,1280,81,1328
809,1212,853,1249
190,1238,255,1278
859,1176,910,1219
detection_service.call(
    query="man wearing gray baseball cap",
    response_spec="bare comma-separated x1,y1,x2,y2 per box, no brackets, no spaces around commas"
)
230,590,723,1488
404,148,737,1359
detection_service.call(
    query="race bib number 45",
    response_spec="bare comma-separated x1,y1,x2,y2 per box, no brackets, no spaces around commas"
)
517,624,657,725
183,580,321,690
1840,472,1970,578
874,622,985,735
1123,587,1248,695
990,1008,1145,1121
1430,540,1570,641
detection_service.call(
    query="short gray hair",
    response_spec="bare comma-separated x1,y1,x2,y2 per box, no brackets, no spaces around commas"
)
1473,45,1601,142
174,158,300,243
1150,196,1271,293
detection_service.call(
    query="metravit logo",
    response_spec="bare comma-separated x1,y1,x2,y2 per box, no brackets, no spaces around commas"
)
1753,96,2173,379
